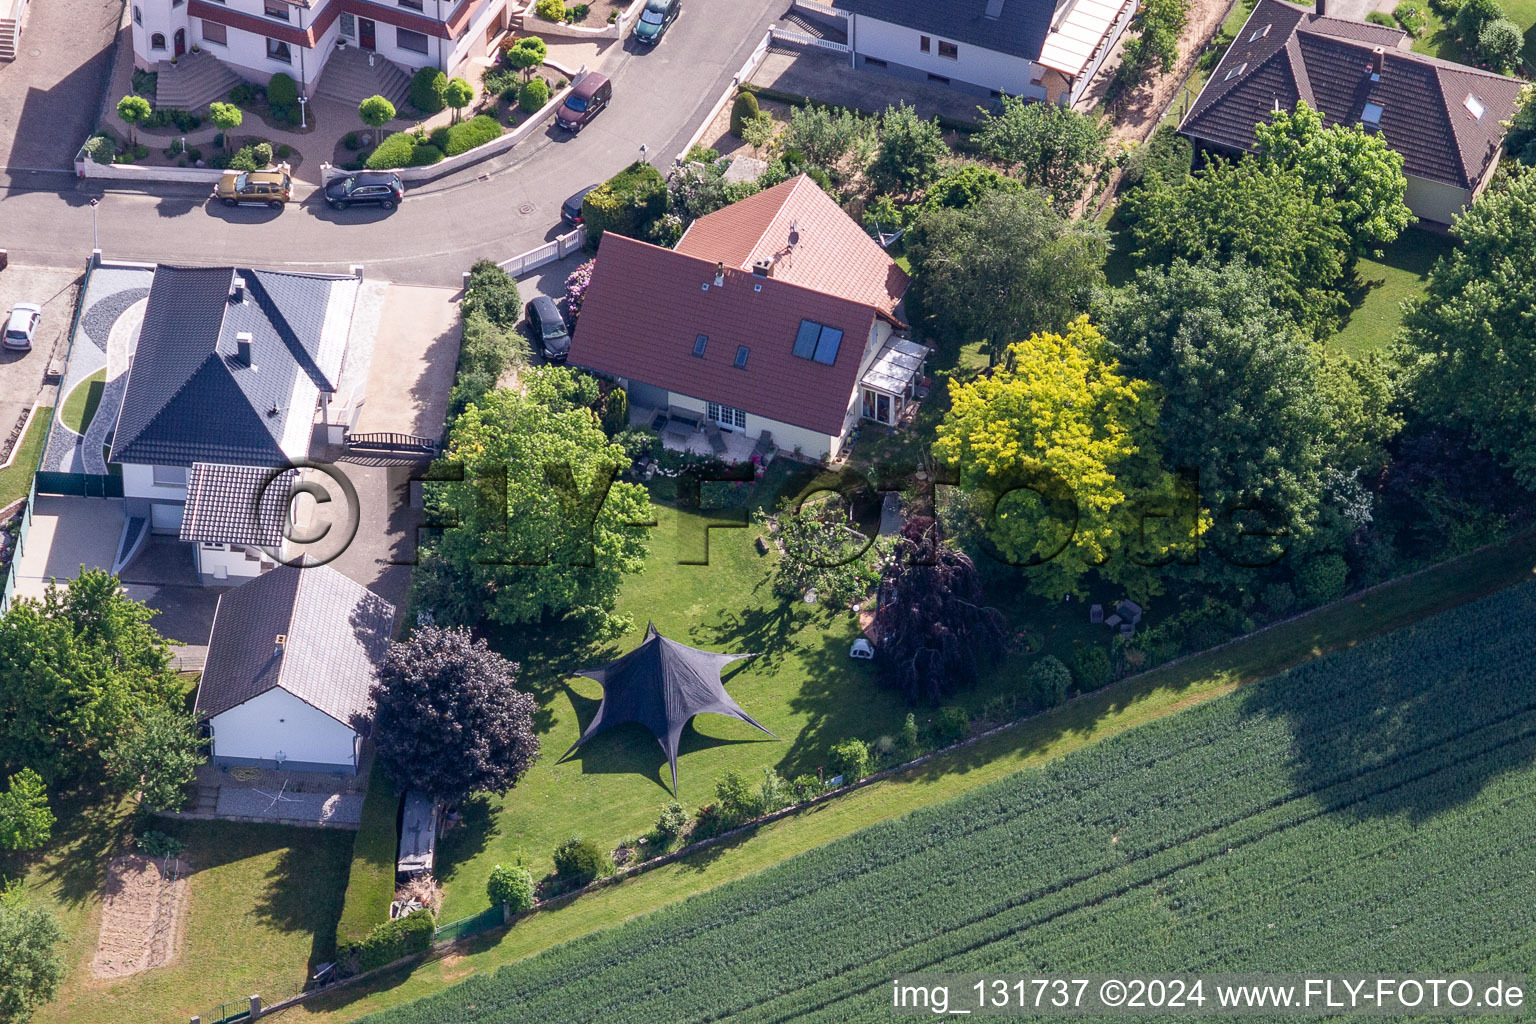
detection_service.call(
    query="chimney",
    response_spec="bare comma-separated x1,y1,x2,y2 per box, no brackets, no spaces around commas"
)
752,258,772,277
230,275,246,303
1315,0,1326,13
713,261,725,287
1371,46,1384,77
273,633,287,658
235,331,253,368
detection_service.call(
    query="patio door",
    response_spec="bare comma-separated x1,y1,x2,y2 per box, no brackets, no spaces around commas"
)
862,388,894,425
359,17,376,50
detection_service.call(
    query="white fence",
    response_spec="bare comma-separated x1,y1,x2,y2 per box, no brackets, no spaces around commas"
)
770,26,849,53
497,224,585,277
674,28,774,165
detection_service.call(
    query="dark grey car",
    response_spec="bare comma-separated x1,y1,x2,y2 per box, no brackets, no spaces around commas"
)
525,296,570,363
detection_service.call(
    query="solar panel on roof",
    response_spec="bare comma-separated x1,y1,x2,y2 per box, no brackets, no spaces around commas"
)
792,320,820,359
812,326,843,365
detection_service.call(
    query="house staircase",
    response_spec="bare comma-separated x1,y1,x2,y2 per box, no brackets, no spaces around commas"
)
0,18,17,62
314,44,412,110
154,50,243,111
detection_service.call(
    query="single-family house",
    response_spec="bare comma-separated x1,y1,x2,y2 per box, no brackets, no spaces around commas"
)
1178,0,1524,225
195,563,395,773
570,174,923,461
832,0,1139,106
109,264,361,579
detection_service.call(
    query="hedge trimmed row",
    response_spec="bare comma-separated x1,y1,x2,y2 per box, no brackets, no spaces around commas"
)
366,132,444,170
428,115,503,158
338,908,434,975
580,160,667,244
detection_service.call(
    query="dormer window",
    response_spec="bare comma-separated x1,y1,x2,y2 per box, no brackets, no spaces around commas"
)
1224,62,1248,81
1464,93,1485,120
1362,102,1383,125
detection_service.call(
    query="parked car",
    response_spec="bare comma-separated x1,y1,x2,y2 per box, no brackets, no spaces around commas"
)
633,0,680,44
2,303,40,352
213,170,293,208
324,172,405,211
524,296,570,363
555,74,612,133
561,184,599,226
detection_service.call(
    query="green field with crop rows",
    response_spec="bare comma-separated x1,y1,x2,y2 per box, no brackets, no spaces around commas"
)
361,580,1536,1024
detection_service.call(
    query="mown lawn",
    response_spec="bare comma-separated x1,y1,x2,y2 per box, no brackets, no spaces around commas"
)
60,369,106,435
431,490,1100,922
1411,0,1536,66
284,522,1536,1024
1332,228,1455,356
19,799,353,1024
0,407,51,508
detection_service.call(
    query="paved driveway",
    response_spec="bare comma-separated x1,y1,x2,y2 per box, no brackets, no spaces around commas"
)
0,0,121,174
352,284,460,439
0,265,82,448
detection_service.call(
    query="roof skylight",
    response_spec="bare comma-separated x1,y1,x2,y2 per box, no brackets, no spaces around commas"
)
1224,62,1248,81
1464,93,1485,120
1362,102,1384,124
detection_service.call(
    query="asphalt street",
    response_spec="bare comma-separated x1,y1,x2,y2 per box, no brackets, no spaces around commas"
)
0,0,784,286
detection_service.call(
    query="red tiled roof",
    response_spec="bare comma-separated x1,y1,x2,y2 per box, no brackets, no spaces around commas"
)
569,233,879,436
675,175,910,320
1179,0,1522,191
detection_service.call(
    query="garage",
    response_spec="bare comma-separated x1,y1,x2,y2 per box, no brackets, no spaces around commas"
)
149,502,184,534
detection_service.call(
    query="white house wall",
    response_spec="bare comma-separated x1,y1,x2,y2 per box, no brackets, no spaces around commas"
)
208,686,360,770
1403,173,1475,227
195,542,271,582
851,15,1046,99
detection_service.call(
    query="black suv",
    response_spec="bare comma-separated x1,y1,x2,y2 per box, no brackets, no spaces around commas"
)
324,172,405,210
561,184,599,226
525,296,570,363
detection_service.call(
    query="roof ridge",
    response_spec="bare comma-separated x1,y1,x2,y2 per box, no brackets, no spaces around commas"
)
1429,61,1478,188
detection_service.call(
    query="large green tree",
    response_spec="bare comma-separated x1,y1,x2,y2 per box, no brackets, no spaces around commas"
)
0,571,179,785
907,189,1106,362
104,703,204,812
415,366,652,630
1400,167,1536,487
935,317,1186,600
869,103,948,193
1103,259,1359,579
1254,101,1412,256
1127,157,1349,334
0,771,52,853
0,891,63,1024
974,95,1108,208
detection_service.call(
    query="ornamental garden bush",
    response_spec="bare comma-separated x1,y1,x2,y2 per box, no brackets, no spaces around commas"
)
580,160,667,244
1070,645,1113,691
336,909,434,975
730,90,759,136
552,835,607,886
827,737,870,784
428,115,502,157
366,131,444,169
518,77,550,113
486,864,535,913
1028,654,1073,709
930,706,971,748
267,71,298,109
535,0,564,21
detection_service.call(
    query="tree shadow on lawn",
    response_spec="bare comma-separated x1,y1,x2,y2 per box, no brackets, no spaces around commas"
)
21,783,133,909
242,824,354,966
434,793,501,882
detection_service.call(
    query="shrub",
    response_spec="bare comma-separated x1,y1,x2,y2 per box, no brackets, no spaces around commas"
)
790,774,823,801
482,65,521,98
366,131,443,169
449,307,524,417
1262,582,1297,616
684,144,720,164
409,67,447,113
462,258,523,327
276,143,291,159
1393,1,1429,34
1121,123,1194,192
82,135,115,164
1455,0,1502,38
227,82,261,107
187,146,202,162
730,90,759,136
564,257,595,316
359,94,396,128
518,77,550,113
267,71,298,108
344,131,361,151
552,835,607,886
431,114,501,157
1297,553,1349,606
443,76,474,120
827,738,870,784
870,102,947,193
930,706,971,748
1365,10,1396,24
581,160,667,243
486,864,535,913
898,712,920,755
598,387,628,436
1029,655,1073,709
535,0,565,20
337,909,434,975
1071,645,1113,691
784,103,871,172
251,141,273,167
226,145,260,171
653,801,689,843
134,829,184,858
713,769,757,825
1477,17,1523,71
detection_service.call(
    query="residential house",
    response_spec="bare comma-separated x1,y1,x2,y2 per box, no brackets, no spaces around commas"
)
131,0,509,94
108,264,362,577
570,174,922,461
832,0,1139,106
1178,0,1524,225
195,563,395,773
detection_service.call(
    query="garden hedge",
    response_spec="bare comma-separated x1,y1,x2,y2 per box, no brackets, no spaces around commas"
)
428,114,502,157
366,132,444,169
337,908,434,974
580,160,667,244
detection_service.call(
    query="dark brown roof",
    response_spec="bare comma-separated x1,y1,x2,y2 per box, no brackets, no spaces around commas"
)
675,175,910,319
569,233,880,436
1179,0,1522,190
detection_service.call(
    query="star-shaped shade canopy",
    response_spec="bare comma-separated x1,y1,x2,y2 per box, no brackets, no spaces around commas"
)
563,623,773,792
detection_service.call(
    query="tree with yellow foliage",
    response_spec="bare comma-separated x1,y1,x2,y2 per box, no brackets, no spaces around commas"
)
935,317,1196,600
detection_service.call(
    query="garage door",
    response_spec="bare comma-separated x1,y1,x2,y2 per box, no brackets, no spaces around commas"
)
150,502,184,534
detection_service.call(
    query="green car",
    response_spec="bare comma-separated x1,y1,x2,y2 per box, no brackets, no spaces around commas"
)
633,0,679,45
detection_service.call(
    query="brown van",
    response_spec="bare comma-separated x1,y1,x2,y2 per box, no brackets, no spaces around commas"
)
555,73,612,133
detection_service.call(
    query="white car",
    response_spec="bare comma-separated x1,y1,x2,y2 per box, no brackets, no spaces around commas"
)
2,303,40,352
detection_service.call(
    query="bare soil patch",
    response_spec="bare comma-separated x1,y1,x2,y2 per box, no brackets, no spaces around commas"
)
91,854,190,979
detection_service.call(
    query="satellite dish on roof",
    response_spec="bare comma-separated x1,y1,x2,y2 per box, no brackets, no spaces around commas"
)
788,218,800,249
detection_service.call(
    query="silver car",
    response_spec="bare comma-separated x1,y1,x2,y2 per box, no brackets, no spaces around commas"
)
2,303,40,351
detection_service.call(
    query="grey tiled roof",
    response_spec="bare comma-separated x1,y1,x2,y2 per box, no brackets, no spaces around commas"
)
194,565,396,729
1180,0,1522,191
834,0,1054,63
110,265,355,468
179,462,297,546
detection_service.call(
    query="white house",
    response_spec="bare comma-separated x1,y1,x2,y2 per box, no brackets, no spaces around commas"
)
570,175,924,462
833,0,1139,106
108,264,361,576
195,563,395,773
130,0,511,94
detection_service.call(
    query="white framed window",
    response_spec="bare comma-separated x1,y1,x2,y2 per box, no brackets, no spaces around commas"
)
267,37,292,62
340,11,355,36
152,465,188,486
937,40,958,60
151,31,166,49
264,0,290,20
707,403,746,429
202,20,227,45
396,26,429,53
